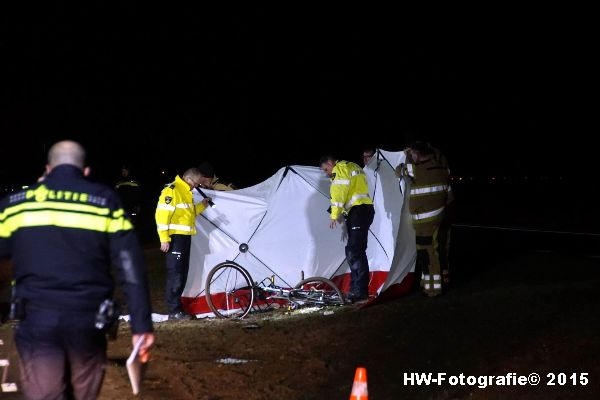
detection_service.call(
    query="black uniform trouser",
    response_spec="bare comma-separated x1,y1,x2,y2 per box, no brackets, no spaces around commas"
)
165,234,192,314
15,306,106,400
344,204,375,297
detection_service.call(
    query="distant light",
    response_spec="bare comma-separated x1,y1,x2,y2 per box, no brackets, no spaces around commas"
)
459,177,463,181
161,170,166,175
21,185,29,189
131,213,137,216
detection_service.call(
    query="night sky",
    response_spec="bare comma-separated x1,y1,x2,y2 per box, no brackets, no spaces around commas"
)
0,6,591,189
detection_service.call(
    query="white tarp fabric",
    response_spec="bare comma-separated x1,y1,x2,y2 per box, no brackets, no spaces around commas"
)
181,149,416,314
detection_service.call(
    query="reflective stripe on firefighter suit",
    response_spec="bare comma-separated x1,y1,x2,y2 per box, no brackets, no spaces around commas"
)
329,161,374,297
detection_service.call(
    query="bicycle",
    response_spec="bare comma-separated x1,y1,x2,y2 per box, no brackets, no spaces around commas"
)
205,260,345,319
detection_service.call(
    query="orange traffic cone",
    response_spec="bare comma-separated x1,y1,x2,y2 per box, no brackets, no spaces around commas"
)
349,367,368,400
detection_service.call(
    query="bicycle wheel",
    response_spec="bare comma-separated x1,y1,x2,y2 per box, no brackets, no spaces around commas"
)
205,261,255,319
293,277,345,306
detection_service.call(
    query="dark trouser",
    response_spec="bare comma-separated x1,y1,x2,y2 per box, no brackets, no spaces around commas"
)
437,221,451,283
15,307,106,400
414,220,442,295
344,204,375,297
165,234,192,314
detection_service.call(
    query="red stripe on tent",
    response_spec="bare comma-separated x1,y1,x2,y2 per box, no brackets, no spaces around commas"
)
363,272,415,307
182,271,415,315
181,292,287,315
181,295,212,315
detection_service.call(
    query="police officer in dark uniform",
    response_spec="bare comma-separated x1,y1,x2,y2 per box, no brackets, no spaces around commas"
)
115,165,142,218
0,141,154,399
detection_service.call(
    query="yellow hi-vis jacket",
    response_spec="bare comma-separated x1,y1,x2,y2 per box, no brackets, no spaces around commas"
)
155,175,207,242
329,161,373,220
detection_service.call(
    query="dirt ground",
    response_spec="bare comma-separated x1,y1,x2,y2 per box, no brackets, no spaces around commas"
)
2,229,600,399
94,229,600,400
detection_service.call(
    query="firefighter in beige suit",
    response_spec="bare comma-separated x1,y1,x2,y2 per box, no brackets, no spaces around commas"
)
196,162,237,191
397,142,452,296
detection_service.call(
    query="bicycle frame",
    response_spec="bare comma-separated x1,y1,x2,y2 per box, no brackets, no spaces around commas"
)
256,277,338,308
205,261,344,319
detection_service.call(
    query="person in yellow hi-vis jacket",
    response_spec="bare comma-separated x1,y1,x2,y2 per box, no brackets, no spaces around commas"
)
155,168,211,319
397,142,452,297
320,155,375,303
